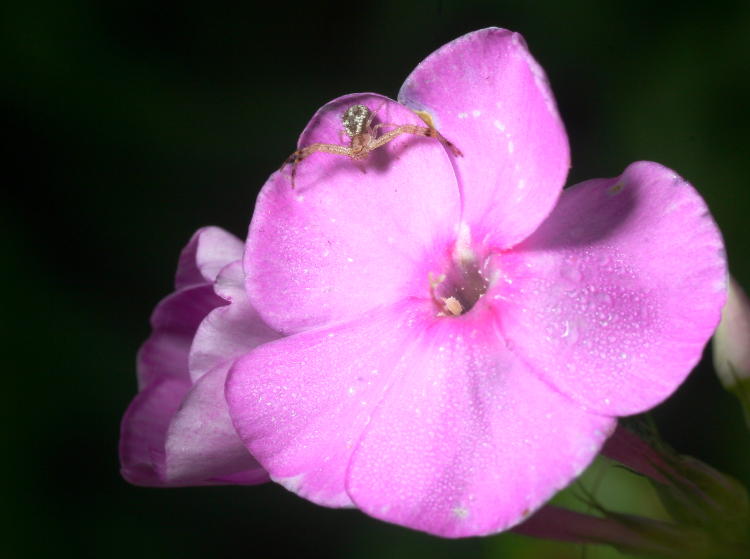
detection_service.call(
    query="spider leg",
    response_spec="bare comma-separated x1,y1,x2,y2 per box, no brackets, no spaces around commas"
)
371,122,398,135
369,124,463,157
282,142,354,188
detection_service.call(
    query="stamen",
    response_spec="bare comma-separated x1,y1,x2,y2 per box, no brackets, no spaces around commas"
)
441,296,464,317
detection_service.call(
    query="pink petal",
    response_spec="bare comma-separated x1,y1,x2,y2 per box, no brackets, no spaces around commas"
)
226,300,433,506
119,376,191,486
175,226,244,290
164,361,268,485
136,284,225,389
398,27,569,248
346,311,614,538
496,161,726,416
189,261,280,382
245,93,460,333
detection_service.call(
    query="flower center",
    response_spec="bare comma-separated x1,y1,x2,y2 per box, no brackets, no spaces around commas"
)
430,229,492,317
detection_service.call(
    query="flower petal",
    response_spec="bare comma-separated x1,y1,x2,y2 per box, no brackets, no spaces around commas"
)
119,376,191,486
188,261,280,382
245,93,460,333
136,284,225,389
226,300,433,507
496,161,726,416
175,226,244,290
164,361,268,485
398,27,569,248
345,311,614,538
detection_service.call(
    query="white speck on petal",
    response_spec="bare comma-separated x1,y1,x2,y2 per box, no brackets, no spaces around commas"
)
493,120,506,132
458,112,468,119
453,506,469,519
472,110,481,117
517,178,526,189
508,141,515,153
347,257,354,263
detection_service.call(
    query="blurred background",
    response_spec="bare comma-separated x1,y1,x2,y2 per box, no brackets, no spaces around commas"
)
3,1,749,557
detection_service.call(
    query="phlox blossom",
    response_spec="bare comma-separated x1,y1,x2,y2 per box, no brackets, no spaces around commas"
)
120,227,278,486
145,28,723,538
226,28,726,537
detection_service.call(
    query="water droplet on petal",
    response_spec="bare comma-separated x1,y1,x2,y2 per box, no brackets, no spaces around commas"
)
560,263,582,283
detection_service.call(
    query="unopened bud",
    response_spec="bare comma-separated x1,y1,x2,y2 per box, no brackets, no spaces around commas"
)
713,276,750,425
601,425,750,557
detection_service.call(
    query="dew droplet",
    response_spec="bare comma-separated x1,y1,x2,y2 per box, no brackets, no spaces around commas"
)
594,291,613,305
560,264,582,283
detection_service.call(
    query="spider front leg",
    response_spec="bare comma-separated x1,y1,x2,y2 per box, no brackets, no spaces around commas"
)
282,142,354,188
371,123,463,157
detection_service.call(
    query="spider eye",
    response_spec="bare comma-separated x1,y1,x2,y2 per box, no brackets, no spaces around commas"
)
342,104,371,137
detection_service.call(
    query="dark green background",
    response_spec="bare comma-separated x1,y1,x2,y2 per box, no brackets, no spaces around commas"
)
3,1,749,557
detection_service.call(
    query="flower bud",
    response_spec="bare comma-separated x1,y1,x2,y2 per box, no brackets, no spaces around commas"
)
713,276,750,424
600,425,750,557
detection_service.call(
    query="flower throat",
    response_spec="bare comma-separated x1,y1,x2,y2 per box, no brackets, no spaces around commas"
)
430,239,491,317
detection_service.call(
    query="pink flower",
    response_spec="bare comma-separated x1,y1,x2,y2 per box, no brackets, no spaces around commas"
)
226,28,727,536
120,226,279,486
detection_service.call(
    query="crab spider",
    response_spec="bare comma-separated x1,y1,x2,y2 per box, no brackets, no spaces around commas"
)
283,104,462,188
